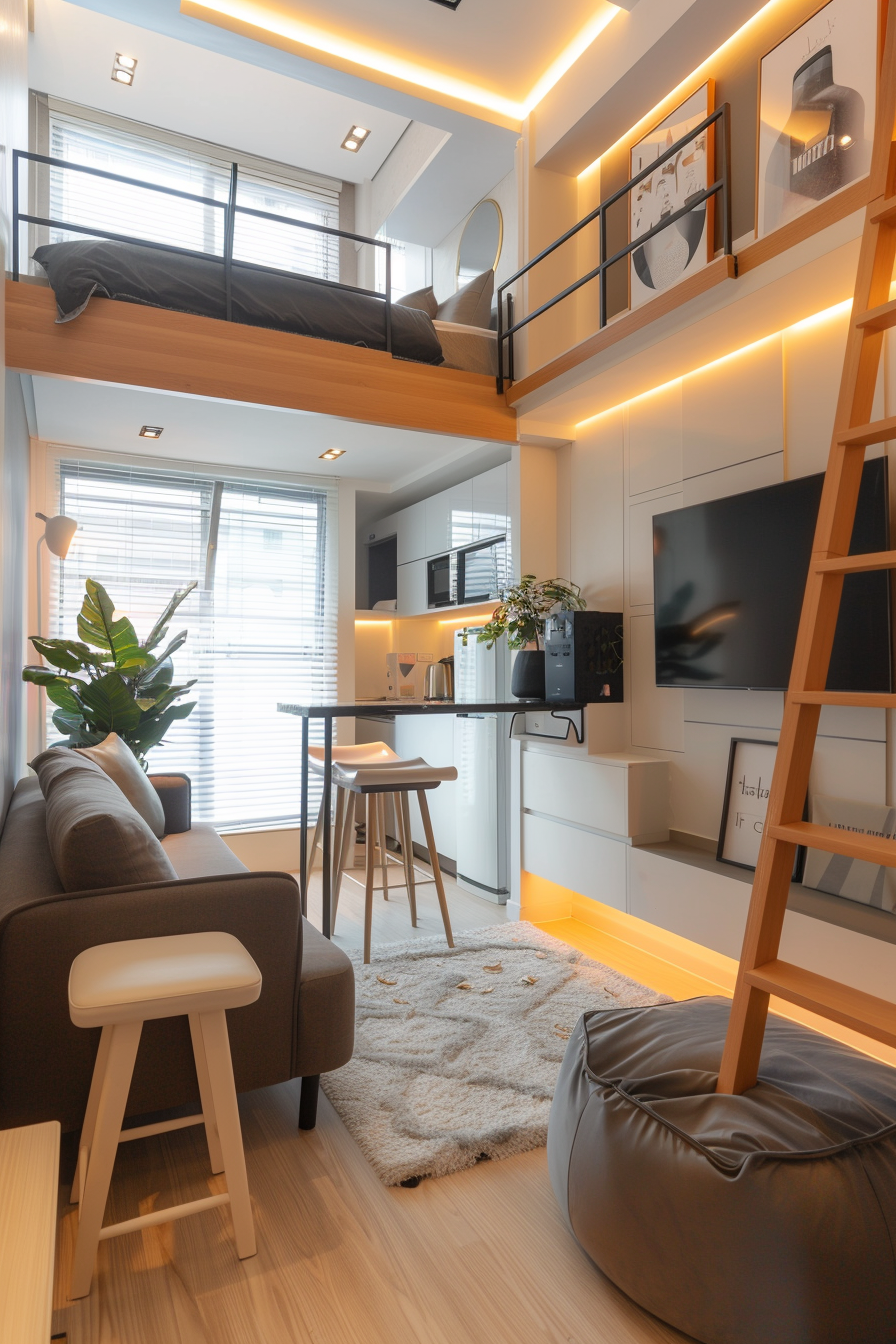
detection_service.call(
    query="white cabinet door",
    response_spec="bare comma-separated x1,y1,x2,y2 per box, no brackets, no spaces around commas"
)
396,558,427,616
472,464,509,540
394,716,456,861
361,512,397,547
396,501,427,564
425,480,474,556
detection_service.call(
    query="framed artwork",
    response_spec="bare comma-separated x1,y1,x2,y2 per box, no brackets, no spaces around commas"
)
717,737,805,878
630,82,714,311
802,794,896,911
757,0,877,239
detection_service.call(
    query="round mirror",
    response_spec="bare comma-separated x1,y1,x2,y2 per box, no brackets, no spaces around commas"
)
456,199,503,284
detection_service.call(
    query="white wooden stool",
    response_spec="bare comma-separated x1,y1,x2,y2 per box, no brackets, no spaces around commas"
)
67,931,262,1300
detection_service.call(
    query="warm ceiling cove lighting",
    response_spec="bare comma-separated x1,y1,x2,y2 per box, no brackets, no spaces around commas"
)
111,52,137,85
139,425,164,439
341,125,370,153
182,0,620,123
319,447,345,461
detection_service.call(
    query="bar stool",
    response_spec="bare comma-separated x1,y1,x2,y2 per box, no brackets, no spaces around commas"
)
305,743,433,916
67,931,261,1300
331,757,457,963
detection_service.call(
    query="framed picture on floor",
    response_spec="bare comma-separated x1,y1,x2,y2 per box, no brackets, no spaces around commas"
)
629,82,714,310
802,794,896,910
756,0,877,240
717,737,806,878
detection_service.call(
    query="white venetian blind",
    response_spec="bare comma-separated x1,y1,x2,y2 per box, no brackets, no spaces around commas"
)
47,458,338,831
46,108,341,282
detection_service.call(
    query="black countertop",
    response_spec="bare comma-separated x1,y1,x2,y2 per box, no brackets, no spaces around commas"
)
278,700,584,718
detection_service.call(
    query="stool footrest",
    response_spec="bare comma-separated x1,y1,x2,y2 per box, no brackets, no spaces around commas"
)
118,1113,206,1144
98,1192,230,1241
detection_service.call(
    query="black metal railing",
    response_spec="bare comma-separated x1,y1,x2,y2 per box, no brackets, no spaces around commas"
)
12,149,394,353
496,103,733,393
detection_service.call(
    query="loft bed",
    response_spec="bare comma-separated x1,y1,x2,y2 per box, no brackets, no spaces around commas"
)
10,150,499,379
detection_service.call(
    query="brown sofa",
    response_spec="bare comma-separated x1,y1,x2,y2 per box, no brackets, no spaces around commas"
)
0,772,354,1134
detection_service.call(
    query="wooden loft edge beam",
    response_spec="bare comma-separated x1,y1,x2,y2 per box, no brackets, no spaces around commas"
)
506,254,736,407
4,282,518,444
505,176,872,411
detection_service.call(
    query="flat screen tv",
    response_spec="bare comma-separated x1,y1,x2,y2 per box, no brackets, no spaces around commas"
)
652,458,893,692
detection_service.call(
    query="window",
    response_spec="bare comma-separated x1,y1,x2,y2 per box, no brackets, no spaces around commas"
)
42,105,341,282
47,458,338,831
374,232,433,300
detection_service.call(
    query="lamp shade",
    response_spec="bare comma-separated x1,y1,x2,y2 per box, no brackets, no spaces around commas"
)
37,512,78,559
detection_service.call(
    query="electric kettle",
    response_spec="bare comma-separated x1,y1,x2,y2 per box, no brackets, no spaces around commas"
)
424,656,454,701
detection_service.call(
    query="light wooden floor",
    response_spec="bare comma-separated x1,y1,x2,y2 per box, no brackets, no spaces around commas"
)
50,862,701,1344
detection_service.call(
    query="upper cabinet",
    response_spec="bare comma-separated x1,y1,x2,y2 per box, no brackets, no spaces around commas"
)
395,500,428,565
425,479,474,556
362,513,397,547
471,464,509,541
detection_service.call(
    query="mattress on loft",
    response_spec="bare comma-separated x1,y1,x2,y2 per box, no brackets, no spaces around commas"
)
32,239,445,366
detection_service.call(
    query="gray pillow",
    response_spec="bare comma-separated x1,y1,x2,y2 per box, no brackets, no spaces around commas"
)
30,747,177,893
75,732,167,838
436,270,495,329
396,285,438,318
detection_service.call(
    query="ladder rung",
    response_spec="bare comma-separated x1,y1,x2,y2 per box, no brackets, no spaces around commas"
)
855,298,896,332
838,414,896,447
870,194,896,224
790,690,896,708
769,820,896,867
745,959,896,1050
814,549,896,574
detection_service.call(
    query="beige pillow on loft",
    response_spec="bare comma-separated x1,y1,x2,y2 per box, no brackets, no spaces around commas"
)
396,285,438,318
75,732,167,838
436,270,495,329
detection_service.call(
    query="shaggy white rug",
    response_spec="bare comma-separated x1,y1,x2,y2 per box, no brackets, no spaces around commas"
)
321,921,669,1186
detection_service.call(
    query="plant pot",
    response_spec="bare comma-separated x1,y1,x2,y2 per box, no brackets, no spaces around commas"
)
511,649,546,701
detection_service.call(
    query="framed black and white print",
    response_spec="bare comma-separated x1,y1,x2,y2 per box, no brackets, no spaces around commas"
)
717,737,806,878
630,82,714,310
757,0,877,239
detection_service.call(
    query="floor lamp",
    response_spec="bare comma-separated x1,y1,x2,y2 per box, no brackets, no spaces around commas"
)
35,511,78,639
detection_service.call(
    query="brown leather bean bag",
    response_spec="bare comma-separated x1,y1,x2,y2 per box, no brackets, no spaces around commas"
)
548,997,896,1344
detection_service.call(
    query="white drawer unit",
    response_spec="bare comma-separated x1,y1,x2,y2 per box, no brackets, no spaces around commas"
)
521,747,669,845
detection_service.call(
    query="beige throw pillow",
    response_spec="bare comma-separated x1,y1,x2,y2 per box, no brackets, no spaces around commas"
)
396,285,438,318
436,270,495,329
75,732,166,837
30,747,177,893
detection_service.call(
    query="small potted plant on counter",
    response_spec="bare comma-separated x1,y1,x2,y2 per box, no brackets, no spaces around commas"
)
477,574,586,700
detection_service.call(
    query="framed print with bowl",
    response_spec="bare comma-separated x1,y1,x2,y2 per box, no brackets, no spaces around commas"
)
757,0,877,239
630,82,714,311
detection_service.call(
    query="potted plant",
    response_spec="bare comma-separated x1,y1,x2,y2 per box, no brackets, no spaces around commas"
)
23,577,198,767
477,574,586,700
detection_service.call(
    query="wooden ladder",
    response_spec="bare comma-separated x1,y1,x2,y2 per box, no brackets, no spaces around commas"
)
717,10,896,1095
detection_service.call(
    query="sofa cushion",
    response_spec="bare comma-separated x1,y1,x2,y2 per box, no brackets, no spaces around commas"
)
162,824,248,879
0,778,64,919
396,285,438,318
75,732,166,837
436,269,494,328
30,747,177,893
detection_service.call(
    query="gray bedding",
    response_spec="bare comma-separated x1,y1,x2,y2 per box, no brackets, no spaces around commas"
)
32,240,444,366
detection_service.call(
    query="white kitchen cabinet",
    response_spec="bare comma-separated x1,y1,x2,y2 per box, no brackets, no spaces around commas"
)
472,464,509,540
394,715,457,861
362,512,397,547
426,480,474,556
521,746,669,844
396,558,427,616
396,500,428,565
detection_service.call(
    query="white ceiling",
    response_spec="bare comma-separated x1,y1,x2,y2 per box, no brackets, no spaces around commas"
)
29,376,507,489
31,0,412,182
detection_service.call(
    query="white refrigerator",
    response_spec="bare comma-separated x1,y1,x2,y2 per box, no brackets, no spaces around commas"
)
453,628,510,902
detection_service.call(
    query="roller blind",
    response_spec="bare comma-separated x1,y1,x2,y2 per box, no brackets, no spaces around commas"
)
45,108,341,282
47,458,338,831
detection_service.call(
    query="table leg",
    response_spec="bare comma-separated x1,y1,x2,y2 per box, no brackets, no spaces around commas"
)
299,716,309,918
322,715,333,938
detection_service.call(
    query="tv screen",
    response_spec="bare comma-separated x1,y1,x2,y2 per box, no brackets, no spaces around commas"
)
652,458,892,692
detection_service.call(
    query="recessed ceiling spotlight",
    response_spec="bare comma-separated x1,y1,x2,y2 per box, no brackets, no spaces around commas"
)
319,448,345,461
112,53,138,85
139,425,163,439
341,125,370,153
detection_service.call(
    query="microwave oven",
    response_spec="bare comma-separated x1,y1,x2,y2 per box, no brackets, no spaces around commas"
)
427,536,507,609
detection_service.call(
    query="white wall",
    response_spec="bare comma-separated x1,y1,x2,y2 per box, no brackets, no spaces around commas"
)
432,167,518,307
0,0,30,818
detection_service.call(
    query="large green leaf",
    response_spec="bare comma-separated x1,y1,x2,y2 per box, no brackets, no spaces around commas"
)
78,672,142,733
136,655,174,694
136,680,197,714
130,700,196,752
50,711,102,746
142,582,198,654
29,638,97,672
22,665,65,687
77,579,141,667
46,680,84,714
